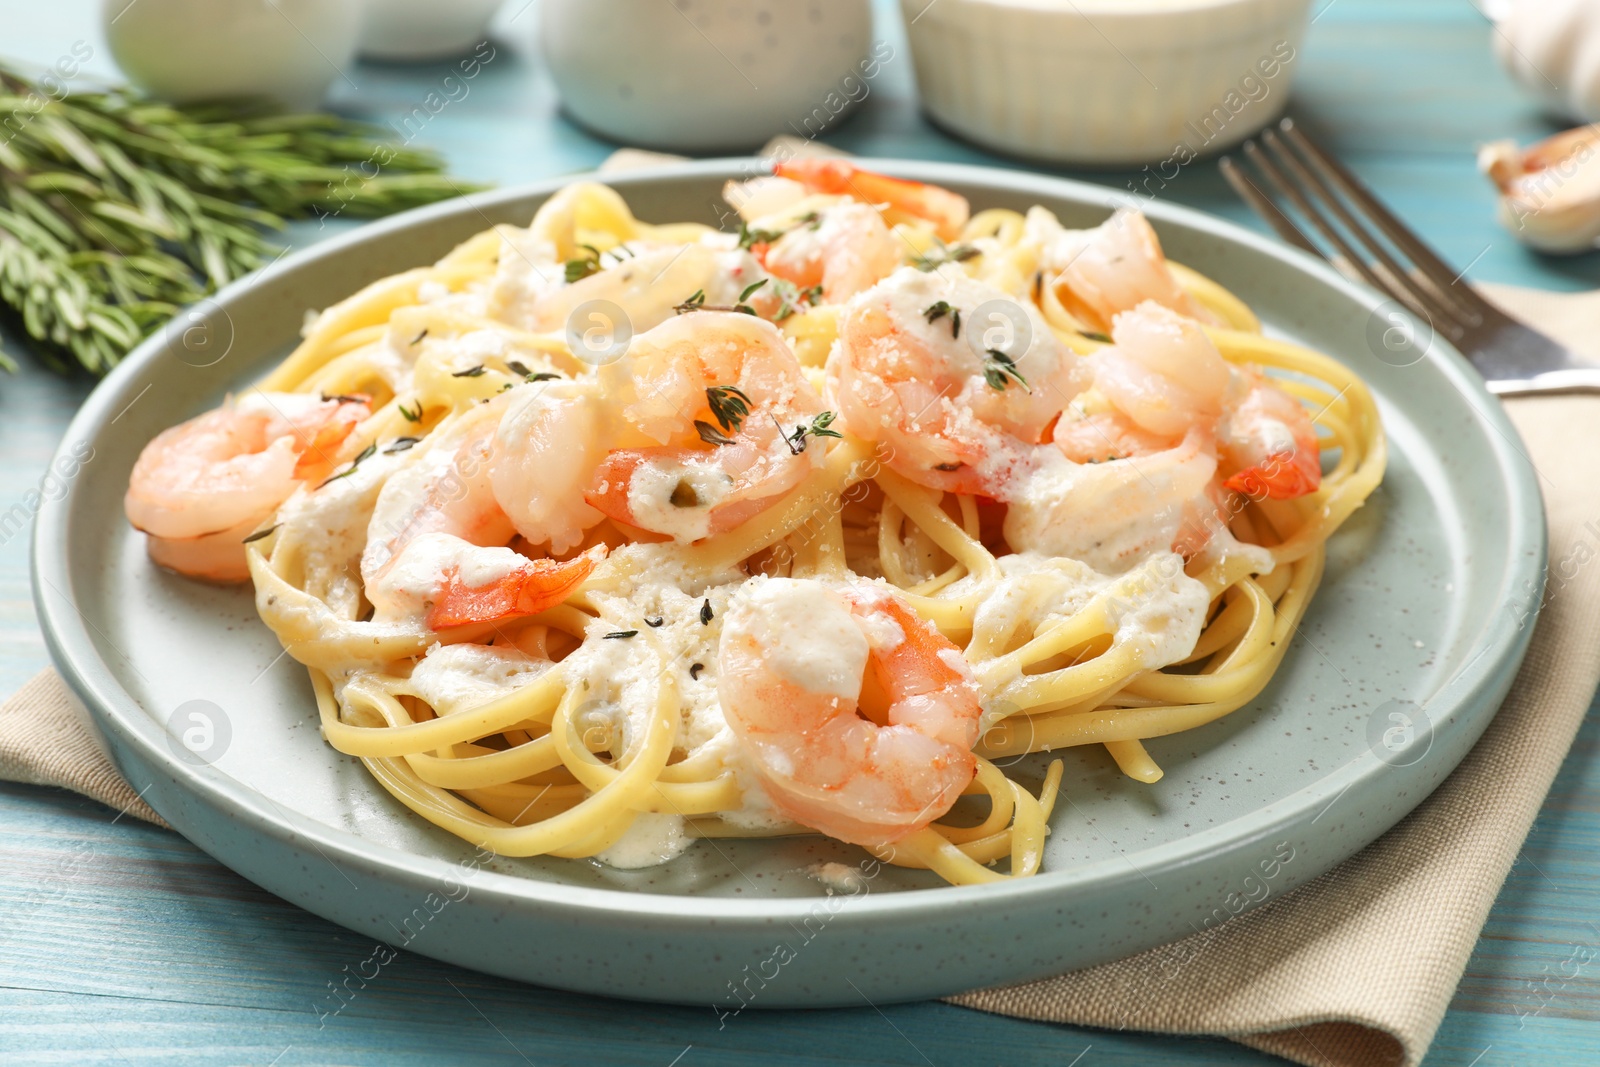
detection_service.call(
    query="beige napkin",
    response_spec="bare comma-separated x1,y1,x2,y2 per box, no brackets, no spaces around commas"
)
4,139,1596,1064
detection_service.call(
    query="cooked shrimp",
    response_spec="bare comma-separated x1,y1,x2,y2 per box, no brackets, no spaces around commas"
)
1086,300,1231,438
489,379,610,554
363,401,598,628
1032,302,1318,567
584,312,828,542
1029,208,1215,333
1069,303,1321,500
759,202,902,303
718,577,981,847
125,392,370,583
830,267,1088,495
1218,369,1322,499
774,158,970,242
1005,431,1219,572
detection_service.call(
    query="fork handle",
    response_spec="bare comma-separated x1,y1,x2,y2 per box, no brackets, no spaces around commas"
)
1485,372,1600,397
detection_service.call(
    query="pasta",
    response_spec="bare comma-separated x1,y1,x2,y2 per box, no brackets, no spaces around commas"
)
124,162,1385,886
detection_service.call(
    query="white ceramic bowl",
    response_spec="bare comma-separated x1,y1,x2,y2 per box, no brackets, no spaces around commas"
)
103,0,363,110
540,0,878,152
359,0,506,62
900,0,1312,165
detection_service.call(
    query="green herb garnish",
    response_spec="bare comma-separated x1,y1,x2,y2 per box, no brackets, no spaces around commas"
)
694,420,733,446
451,365,486,378
737,222,784,249
705,384,752,433
317,442,376,487
241,524,278,544
910,242,980,272
397,401,421,422
563,243,602,284
982,348,1029,392
780,410,841,455
603,630,638,640
923,301,962,338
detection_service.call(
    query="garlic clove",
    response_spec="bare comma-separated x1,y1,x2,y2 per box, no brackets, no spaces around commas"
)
1479,126,1600,254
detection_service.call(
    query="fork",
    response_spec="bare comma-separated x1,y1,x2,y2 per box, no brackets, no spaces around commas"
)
1219,118,1600,396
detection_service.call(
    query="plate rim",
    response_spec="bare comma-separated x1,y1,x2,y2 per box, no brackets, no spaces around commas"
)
34,157,1547,925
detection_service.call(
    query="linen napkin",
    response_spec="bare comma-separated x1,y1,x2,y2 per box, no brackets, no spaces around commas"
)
3,136,1596,1064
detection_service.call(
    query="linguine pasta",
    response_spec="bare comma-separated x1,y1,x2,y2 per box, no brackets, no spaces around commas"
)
131,169,1384,886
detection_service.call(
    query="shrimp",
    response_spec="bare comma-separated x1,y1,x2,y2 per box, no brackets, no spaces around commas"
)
830,267,1088,495
1082,300,1231,438
1072,303,1320,499
362,400,598,629
124,392,370,583
1218,369,1322,499
759,202,902,303
1004,433,1219,572
774,158,970,242
1033,302,1317,568
718,576,981,847
583,312,828,542
1029,208,1215,334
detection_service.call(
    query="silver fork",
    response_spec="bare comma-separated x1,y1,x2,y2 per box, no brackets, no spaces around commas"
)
1219,118,1600,396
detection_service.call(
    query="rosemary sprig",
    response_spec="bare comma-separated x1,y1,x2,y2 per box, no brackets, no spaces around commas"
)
0,66,483,375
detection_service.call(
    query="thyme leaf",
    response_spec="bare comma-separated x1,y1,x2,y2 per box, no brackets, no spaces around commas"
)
694,420,734,446
982,348,1029,392
781,410,841,454
705,384,752,433
317,442,376,487
910,242,980,272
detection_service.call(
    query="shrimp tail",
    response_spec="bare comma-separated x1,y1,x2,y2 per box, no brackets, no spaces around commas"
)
1223,451,1321,500
427,548,602,630
773,159,969,242
291,400,369,481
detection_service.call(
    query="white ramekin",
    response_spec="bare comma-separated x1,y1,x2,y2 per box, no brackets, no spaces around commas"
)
900,0,1312,166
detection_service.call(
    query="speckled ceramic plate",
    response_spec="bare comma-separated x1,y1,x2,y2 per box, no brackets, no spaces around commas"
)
35,161,1544,1007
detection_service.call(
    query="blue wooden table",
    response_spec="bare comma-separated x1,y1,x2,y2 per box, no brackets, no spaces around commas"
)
4,1,1599,1063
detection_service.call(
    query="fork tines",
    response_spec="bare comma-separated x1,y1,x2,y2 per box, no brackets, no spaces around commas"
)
1220,119,1490,344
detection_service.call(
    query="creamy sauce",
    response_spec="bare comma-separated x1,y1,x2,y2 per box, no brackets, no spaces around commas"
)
406,642,554,716
1002,445,1214,572
724,576,869,701
595,812,690,869
367,531,527,623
